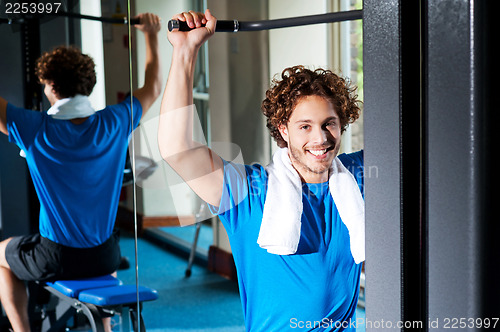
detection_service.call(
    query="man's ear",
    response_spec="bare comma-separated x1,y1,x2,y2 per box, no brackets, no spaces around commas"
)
49,83,59,97
278,123,289,144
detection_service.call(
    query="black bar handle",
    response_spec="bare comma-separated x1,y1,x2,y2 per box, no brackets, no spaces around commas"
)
167,9,362,33
168,19,237,32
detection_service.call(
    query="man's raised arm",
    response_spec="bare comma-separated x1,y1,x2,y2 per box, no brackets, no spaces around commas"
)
133,13,162,116
158,9,224,207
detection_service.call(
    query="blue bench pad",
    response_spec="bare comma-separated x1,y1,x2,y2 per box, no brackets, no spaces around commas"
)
78,285,158,306
46,275,122,298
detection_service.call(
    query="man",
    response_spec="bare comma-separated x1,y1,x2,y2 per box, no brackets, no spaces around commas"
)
0,13,162,332
159,10,364,331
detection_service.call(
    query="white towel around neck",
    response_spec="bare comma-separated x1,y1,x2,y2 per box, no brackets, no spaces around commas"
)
19,95,96,158
47,94,96,120
257,147,365,264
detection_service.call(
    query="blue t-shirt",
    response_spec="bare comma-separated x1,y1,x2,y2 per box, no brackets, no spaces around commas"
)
6,97,142,248
211,151,364,331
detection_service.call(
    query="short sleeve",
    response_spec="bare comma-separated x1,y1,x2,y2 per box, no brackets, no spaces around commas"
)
338,150,364,197
208,160,267,234
6,103,43,151
130,96,143,130
112,96,142,134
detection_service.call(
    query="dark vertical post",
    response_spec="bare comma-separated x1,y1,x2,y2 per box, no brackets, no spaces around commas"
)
400,0,427,329
21,19,43,111
21,18,42,233
365,0,429,330
363,0,404,329
364,0,498,329
476,0,499,320
425,0,496,324
0,19,31,241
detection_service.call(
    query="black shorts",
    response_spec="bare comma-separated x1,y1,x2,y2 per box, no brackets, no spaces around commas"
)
5,231,121,282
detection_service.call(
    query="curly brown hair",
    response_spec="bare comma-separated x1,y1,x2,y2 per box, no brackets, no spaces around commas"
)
36,46,96,98
261,65,362,148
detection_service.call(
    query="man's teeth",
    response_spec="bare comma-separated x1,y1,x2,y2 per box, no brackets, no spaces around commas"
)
309,149,327,156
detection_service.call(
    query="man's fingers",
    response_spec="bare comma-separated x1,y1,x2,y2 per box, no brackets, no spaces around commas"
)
172,13,186,21
149,13,161,25
205,9,214,20
182,12,197,28
188,10,203,28
204,9,217,34
134,13,161,32
170,10,215,33
172,11,209,29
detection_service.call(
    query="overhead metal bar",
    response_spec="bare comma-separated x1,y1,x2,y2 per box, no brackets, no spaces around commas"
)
168,9,363,32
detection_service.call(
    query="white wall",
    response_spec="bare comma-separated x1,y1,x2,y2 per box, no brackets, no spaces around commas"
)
134,0,197,217
269,0,332,79
81,0,106,110
207,0,270,252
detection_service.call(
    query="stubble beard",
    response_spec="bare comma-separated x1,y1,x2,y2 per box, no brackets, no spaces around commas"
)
288,143,337,177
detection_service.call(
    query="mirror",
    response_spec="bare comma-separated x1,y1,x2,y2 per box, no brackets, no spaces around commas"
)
0,0,363,330
126,0,364,331
0,0,150,330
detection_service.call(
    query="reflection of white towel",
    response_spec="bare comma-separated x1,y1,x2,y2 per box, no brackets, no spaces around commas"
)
257,148,365,264
20,95,96,158
47,94,96,120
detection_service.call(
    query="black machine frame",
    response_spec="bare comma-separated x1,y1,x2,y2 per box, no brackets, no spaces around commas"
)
364,0,498,331
1,0,498,331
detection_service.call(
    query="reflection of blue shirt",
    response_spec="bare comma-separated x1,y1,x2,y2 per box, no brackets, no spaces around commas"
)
6,97,142,248
210,151,364,331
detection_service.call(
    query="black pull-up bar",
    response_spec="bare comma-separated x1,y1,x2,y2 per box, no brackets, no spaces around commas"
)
54,11,140,25
0,12,139,25
168,9,363,33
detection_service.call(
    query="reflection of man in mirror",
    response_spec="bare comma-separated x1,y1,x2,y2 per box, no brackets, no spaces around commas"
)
159,10,365,332
0,12,162,332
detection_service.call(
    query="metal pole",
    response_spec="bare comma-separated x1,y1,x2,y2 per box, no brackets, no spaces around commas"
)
168,9,363,32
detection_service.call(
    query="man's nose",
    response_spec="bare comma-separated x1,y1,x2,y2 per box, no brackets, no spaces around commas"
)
310,126,328,144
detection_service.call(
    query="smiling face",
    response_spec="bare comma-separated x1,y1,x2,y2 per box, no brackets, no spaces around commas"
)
278,95,341,183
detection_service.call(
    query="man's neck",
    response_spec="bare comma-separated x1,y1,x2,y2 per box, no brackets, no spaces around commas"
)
292,163,330,184
70,117,89,125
